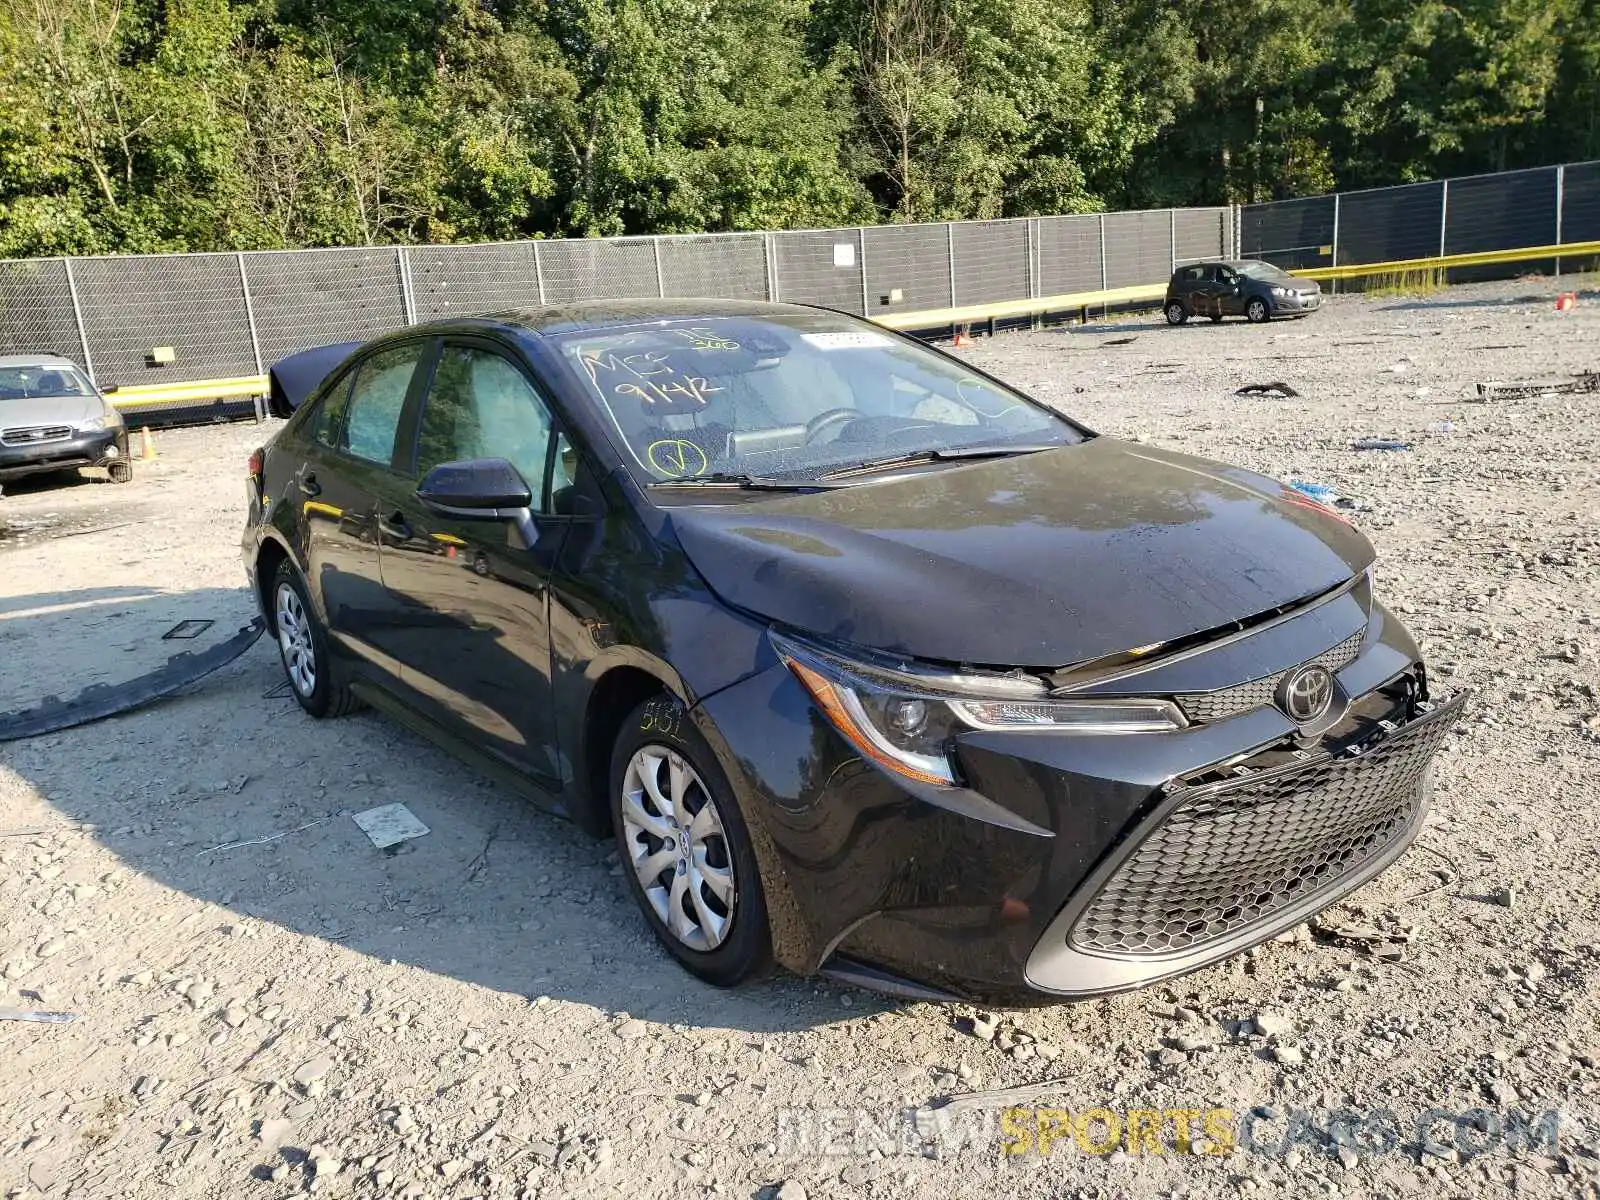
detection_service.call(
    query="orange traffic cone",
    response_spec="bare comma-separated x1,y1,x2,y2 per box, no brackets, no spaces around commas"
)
1556,292,1577,312
139,426,157,460
953,326,975,347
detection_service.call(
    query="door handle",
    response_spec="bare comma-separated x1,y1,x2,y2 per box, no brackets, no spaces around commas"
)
298,471,321,497
378,512,412,541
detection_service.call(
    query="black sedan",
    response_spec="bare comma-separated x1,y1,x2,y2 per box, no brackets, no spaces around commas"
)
1165,260,1323,325
241,300,1461,1003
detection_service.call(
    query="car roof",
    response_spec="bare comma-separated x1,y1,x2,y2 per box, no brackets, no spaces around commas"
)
0,353,85,370
473,298,824,337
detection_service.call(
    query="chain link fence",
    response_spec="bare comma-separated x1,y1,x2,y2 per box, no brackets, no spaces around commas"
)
0,209,1231,401
1244,160,1600,282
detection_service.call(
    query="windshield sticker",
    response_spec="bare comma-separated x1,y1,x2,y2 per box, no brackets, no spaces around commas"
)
661,327,742,351
646,438,709,478
578,347,724,413
800,331,893,351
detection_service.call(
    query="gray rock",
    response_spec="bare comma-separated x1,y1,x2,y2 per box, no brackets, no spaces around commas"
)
1271,1046,1304,1066
615,1018,650,1040
774,1183,808,1200
1252,1012,1292,1038
294,1056,333,1085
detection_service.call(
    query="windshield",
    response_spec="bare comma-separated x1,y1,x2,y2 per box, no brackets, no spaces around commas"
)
0,363,95,400
551,314,1081,485
1236,261,1291,281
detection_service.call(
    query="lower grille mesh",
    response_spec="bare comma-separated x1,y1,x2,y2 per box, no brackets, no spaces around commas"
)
1069,701,1457,957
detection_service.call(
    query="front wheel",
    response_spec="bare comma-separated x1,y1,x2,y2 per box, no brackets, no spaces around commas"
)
1164,301,1188,325
610,697,772,987
271,560,361,718
1246,298,1271,324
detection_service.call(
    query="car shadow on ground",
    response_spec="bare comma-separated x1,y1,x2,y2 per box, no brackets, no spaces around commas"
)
0,586,894,1035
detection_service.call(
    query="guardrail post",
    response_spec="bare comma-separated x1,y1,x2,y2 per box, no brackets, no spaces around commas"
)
1438,179,1449,259
652,237,666,297
1555,165,1565,277
238,253,264,377
857,228,869,316
946,223,957,308
63,258,95,384
532,241,547,306
397,246,416,324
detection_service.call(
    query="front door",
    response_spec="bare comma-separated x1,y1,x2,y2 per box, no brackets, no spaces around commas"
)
1216,266,1247,316
373,339,568,786
299,340,429,678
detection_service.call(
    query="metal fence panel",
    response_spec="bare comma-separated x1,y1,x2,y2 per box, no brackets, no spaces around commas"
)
72,254,258,386
0,259,81,364
1241,195,1336,268
1445,168,1558,255
658,234,767,300
1175,208,1231,264
949,219,1029,306
863,224,952,315
1337,181,1444,266
1102,210,1170,288
1035,215,1103,295
537,238,659,304
408,242,542,321
246,248,408,365
1562,161,1600,243
771,228,864,315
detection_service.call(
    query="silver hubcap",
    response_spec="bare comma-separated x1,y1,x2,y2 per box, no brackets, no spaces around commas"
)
621,746,736,951
275,583,317,698
1167,304,1183,321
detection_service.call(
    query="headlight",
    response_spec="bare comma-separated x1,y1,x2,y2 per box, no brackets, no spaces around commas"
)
771,631,1187,788
79,410,122,431
1270,285,1289,296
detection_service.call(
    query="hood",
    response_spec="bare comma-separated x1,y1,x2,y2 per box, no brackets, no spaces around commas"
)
0,394,104,429
667,438,1374,669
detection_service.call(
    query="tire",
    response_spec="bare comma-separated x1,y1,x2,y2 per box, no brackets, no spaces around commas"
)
1164,301,1188,325
107,461,133,483
609,696,773,987
1246,298,1271,324
271,559,361,718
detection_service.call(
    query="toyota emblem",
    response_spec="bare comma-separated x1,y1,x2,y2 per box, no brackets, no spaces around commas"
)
1277,664,1334,724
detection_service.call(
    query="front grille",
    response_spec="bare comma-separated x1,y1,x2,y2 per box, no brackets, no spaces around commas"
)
1176,629,1364,724
1068,697,1459,957
0,425,73,448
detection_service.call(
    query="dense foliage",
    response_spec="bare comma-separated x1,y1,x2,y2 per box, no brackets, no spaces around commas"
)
2,0,1596,256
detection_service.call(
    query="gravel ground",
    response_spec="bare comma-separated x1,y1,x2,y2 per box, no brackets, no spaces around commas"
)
3,277,1600,1200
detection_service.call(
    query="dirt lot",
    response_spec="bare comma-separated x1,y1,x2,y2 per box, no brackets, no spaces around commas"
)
3,278,1600,1200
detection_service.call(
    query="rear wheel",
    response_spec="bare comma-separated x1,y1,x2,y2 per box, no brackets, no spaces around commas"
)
271,560,361,718
1164,301,1188,326
1246,297,1271,324
610,696,772,986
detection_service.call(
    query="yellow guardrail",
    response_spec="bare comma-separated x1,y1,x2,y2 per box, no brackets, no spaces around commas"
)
105,375,267,410
97,238,1599,414
1296,239,1600,282
873,283,1167,331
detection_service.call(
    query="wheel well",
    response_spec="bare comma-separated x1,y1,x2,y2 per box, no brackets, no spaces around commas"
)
580,667,669,837
255,540,289,635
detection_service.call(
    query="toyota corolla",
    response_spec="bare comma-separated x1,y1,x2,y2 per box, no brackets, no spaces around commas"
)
242,301,1463,1003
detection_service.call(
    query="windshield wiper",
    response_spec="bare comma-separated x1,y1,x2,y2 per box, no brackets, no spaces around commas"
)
647,472,844,492
819,443,1063,481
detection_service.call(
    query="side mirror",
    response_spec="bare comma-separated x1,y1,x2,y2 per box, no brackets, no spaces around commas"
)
417,458,532,517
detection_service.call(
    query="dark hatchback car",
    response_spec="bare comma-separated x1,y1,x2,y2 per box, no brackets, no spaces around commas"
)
1165,260,1323,325
242,300,1461,1003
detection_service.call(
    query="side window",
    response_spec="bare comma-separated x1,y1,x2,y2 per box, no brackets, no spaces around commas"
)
1181,266,1204,283
306,371,355,448
416,346,556,506
343,343,424,466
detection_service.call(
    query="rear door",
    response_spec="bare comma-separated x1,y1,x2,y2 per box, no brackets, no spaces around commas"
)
370,338,569,786
295,340,429,677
